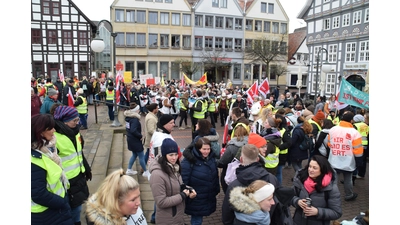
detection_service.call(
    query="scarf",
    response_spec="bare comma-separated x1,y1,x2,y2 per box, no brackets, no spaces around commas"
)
304,172,332,194
167,162,180,178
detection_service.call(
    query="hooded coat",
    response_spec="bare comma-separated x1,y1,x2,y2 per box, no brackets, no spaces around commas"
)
291,169,342,225
181,145,220,217
124,109,143,152
218,136,249,193
288,123,310,163
221,162,279,225
229,186,271,225
149,155,186,225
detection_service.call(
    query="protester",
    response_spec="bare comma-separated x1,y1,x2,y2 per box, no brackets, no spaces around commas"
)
74,88,88,130
31,87,43,117
144,103,159,168
85,169,147,225
288,116,313,172
40,88,59,115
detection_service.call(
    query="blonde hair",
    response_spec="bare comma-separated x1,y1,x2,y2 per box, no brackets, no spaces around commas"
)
233,125,249,141
243,180,269,195
88,168,140,216
261,108,273,124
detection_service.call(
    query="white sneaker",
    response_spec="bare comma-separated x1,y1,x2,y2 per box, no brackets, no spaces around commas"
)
126,169,138,176
142,170,150,178
179,127,185,130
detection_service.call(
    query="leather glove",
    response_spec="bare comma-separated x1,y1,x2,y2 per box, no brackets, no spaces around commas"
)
355,156,363,168
85,170,92,181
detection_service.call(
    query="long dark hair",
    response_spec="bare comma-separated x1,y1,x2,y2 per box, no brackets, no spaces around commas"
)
298,155,335,192
31,114,55,149
197,119,212,136
158,154,182,176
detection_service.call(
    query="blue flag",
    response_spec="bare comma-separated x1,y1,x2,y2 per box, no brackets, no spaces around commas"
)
338,79,369,109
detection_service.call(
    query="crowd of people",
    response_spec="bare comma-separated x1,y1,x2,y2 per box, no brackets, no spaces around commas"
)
31,74,369,225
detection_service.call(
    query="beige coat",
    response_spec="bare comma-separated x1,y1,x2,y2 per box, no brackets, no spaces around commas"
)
144,112,158,149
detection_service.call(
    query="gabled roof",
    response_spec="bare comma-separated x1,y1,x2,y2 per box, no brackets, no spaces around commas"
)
287,27,307,62
68,0,97,30
297,0,312,20
237,0,254,13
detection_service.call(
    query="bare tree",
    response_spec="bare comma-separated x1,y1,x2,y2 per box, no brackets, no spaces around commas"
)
275,64,290,87
200,50,232,81
244,34,287,82
172,59,201,79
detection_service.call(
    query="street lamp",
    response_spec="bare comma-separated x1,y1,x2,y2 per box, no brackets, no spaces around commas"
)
91,20,121,127
314,48,332,105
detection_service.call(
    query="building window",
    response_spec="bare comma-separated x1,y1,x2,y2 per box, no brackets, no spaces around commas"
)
342,13,350,27
345,42,356,62
261,2,267,13
32,29,41,44
149,11,158,24
195,36,203,49
328,44,337,63
47,30,57,44
78,31,88,45
314,46,321,61
280,23,287,34
64,62,73,77
126,61,134,76
268,3,274,14
137,10,146,23
115,32,125,46
195,15,203,27
225,17,233,29
359,41,369,62
160,34,169,47
137,33,146,46
205,37,213,48
183,14,191,26
160,12,169,25
149,62,158,77
255,20,262,31
137,62,146,76
332,16,340,29
235,18,243,30
221,0,227,8
323,18,330,30
183,35,191,48
234,38,242,50
165,0,172,3
215,37,223,49
365,9,369,22
63,31,72,45
264,21,271,32
280,42,287,53
225,38,233,50
272,22,279,33
353,10,362,25
212,0,219,7
205,16,213,28
245,39,253,49
149,34,158,47
160,62,169,78
171,35,180,48
126,33,135,46
233,64,241,79
216,17,223,28
33,62,44,78
116,9,124,22
326,73,336,94
42,0,60,15
246,19,253,31
126,10,135,22
79,62,88,77
172,13,180,25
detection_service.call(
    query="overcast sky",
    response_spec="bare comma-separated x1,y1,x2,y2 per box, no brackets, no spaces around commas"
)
73,0,308,33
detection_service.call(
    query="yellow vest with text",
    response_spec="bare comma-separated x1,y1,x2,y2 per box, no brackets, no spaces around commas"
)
193,99,207,119
54,132,86,179
106,90,115,101
279,128,288,154
31,152,66,213
76,96,88,114
264,143,280,168
354,122,369,146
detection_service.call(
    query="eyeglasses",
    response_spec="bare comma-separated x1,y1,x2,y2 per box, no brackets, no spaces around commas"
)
72,118,80,123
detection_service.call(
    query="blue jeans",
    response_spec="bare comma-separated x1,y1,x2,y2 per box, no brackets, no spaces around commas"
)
276,165,283,186
191,215,203,225
79,113,88,129
151,203,156,222
128,151,147,171
144,148,150,165
87,94,94,104
336,169,355,198
106,100,114,121
71,205,82,223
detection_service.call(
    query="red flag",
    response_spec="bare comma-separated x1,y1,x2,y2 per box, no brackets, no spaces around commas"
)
68,87,75,107
180,75,185,88
246,81,259,104
115,70,123,105
222,115,231,144
58,69,64,81
258,78,270,98
335,91,348,110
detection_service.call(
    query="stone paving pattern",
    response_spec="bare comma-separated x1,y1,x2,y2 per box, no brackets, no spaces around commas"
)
80,104,369,224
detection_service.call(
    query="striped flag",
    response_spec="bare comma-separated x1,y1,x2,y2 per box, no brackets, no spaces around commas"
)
68,87,75,107
115,70,123,106
220,115,231,157
180,75,185,88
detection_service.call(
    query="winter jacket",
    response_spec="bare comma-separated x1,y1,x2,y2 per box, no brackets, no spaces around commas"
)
181,146,220,216
302,109,314,121
31,150,73,225
218,136,249,193
149,155,186,225
40,96,58,114
124,110,143,152
230,186,271,225
288,124,309,163
221,162,279,225
144,112,158,149
291,169,342,225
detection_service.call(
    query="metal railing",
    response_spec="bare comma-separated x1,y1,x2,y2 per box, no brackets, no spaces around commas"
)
93,98,130,124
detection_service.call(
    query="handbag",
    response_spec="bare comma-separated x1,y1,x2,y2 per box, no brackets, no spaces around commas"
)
224,158,240,185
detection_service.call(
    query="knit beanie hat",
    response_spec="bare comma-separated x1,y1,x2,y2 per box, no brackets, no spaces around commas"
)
161,138,178,156
314,110,325,121
157,114,174,129
248,133,267,148
353,114,365,123
54,106,79,123
47,88,58,96
341,112,354,122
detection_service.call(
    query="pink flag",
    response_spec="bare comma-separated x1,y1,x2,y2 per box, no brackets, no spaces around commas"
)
246,81,259,104
58,69,64,81
180,75,185,88
115,70,123,105
258,78,270,98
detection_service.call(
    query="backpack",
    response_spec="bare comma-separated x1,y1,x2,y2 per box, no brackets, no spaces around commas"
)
298,128,314,153
210,141,221,159
270,186,295,225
